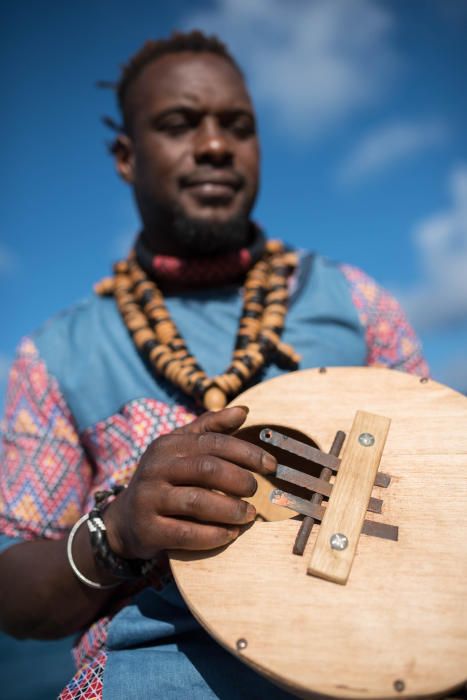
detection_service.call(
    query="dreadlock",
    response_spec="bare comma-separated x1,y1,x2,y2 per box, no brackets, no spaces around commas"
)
99,30,244,138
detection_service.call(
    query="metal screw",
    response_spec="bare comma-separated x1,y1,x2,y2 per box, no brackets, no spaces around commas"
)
358,432,375,447
330,533,348,550
319,367,327,373
393,679,405,692
260,429,272,441
236,638,248,651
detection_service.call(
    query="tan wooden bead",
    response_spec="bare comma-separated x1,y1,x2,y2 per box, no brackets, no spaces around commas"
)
245,280,266,291
281,251,299,267
127,319,148,333
133,328,155,347
212,374,229,393
149,305,169,317
231,360,250,379
185,370,205,388
149,346,166,362
203,386,227,411
265,302,287,314
114,280,131,294
134,281,155,297
244,302,263,314
94,277,115,295
154,350,172,370
115,291,133,305
265,292,287,304
276,340,301,364
265,239,284,253
114,261,129,274
129,269,146,284
181,357,198,367
224,373,242,393
262,312,285,328
268,274,284,287
215,373,242,394
260,328,280,345
156,320,177,344
240,318,260,330
166,363,182,383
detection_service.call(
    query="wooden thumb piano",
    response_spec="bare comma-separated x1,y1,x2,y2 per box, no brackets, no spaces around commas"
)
170,367,467,699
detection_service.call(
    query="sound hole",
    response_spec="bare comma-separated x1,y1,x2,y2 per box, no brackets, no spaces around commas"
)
235,425,321,522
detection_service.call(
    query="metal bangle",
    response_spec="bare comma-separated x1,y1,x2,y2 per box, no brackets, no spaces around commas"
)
66,514,120,590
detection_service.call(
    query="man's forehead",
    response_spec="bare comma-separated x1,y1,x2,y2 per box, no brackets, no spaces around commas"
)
127,52,253,115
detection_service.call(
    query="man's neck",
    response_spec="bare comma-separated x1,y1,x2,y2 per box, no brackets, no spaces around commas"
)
134,224,266,289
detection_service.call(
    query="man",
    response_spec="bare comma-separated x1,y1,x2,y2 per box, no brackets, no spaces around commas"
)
0,31,427,699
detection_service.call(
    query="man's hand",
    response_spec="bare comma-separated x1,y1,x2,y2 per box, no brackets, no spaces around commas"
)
104,406,276,560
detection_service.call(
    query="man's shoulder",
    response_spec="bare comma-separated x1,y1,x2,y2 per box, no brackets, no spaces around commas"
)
32,293,118,353
291,249,361,299
29,294,125,382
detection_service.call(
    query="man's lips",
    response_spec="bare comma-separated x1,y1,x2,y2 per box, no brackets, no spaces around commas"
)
180,173,244,197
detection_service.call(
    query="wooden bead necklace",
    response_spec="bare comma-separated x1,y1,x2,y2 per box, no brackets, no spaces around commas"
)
95,239,301,410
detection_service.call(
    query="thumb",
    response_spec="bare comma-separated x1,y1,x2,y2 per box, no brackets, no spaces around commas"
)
174,406,249,436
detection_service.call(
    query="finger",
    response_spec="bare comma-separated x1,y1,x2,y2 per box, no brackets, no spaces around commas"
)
158,516,241,551
157,486,256,525
166,456,258,497
160,432,276,476
173,406,249,436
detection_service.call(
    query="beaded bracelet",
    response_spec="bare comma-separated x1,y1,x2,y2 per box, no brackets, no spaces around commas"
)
87,485,156,580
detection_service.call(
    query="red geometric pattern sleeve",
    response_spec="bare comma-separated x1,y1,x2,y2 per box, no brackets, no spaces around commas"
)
0,337,94,540
340,264,429,377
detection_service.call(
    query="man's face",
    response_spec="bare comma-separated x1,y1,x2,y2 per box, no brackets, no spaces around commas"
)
118,52,260,254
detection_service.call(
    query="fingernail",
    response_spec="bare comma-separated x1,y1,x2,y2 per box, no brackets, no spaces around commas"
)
246,503,256,520
229,528,240,539
236,405,249,414
250,478,258,496
262,451,277,473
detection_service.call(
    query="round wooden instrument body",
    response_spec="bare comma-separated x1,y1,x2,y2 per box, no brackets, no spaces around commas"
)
170,368,467,699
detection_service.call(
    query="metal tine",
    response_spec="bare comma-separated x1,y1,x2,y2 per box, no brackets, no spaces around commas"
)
270,489,398,542
293,430,345,555
260,428,340,470
260,428,391,488
276,464,383,514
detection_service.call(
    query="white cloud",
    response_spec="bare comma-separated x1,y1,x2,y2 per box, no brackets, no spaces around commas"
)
400,164,467,331
338,119,447,184
183,0,398,137
0,243,18,276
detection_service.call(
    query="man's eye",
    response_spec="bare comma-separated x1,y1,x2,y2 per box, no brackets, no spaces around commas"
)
230,119,255,138
159,120,191,135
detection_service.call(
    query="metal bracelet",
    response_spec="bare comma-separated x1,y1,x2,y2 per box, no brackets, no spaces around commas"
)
66,514,120,590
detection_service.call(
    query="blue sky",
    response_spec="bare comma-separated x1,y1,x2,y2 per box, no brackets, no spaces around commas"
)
2,0,467,403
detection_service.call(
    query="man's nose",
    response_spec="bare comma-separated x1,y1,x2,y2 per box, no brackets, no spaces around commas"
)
194,119,233,166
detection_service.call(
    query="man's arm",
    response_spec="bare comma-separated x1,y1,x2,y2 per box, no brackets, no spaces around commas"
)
340,264,429,376
0,406,275,639
0,526,120,639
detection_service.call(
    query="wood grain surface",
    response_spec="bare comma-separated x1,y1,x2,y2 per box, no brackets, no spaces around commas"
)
170,367,467,700
308,410,391,584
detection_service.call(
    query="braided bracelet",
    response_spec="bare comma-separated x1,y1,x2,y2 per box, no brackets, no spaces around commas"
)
87,485,156,580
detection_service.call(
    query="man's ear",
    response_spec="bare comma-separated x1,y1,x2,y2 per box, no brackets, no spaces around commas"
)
113,134,135,184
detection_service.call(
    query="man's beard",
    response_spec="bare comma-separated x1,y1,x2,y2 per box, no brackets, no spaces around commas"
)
170,208,253,257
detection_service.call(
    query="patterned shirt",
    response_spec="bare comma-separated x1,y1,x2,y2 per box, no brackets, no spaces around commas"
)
0,256,427,699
